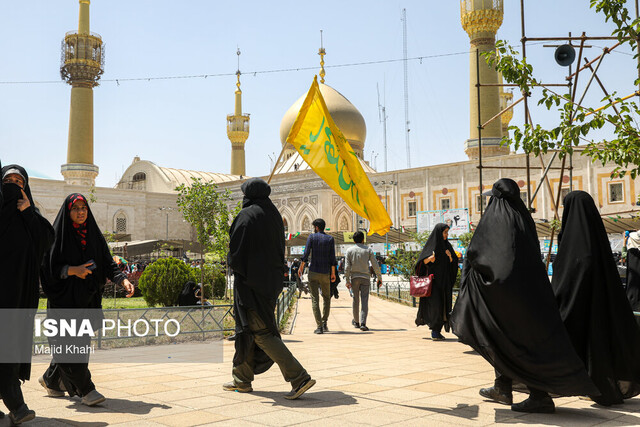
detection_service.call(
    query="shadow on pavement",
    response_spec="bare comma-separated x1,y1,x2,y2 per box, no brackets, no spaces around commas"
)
0,417,107,427
64,398,171,415
494,406,640,425
400,402,480,418
252,390,357,408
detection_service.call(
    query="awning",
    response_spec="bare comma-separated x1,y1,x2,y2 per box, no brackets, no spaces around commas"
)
109,239,204,257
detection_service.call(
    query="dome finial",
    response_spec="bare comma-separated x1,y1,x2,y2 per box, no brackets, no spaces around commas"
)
318,30,326,84
236,47,242,92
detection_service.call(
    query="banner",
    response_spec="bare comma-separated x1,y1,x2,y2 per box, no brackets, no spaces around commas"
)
286,77,392,235
417,208,470,237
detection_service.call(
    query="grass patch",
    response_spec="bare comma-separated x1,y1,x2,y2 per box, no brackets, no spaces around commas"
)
37,296,234,310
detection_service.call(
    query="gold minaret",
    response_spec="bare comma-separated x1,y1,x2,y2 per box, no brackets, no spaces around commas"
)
227,49,250,176
460,0,509,159
60,0,104,185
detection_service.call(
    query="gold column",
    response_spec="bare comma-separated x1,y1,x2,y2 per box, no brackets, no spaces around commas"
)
60,0,103,186
227,66,250,176
461,0,508,159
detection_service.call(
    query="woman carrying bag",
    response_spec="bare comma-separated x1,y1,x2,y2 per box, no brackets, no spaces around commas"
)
414,223,458,340
39,193,134,406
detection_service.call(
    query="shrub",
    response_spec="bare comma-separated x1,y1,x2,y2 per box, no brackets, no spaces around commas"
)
138,257,197,307
202,263,226,299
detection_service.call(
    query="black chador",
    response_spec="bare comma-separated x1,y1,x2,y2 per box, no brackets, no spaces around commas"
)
0,164,54,418
450,179,597,401
552,190,640,405
414,223,458,334
40,193,126,402
226,178,313,399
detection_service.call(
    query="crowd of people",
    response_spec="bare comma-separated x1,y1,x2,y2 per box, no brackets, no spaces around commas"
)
3,161,640,422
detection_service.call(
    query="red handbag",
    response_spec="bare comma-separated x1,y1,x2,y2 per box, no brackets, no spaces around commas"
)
410,274,434,298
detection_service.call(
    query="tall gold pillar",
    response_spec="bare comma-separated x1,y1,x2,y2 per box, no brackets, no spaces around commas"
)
461,0,509,159
227,69,250,176
60,0,103,185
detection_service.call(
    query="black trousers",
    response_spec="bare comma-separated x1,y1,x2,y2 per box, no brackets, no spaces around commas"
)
494,369,549,399
43,361,95,397
0,364,25,411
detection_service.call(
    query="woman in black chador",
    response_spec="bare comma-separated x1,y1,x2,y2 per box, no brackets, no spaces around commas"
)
414,223,458,340
0,165,54,424
39,193,134,406
552,190,640,406
450,178,598,414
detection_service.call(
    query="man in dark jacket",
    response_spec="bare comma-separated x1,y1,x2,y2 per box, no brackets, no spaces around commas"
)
224,178,315,400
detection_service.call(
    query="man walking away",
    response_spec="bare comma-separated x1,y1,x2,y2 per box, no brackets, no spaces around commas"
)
225,178,315,400
345,231,382,331
298,218,337,334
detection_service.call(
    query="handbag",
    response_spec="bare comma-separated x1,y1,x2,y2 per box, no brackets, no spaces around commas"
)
410,273,434,298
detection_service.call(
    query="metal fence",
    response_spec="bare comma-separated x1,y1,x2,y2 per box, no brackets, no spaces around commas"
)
373,278,460,307
34,281,297,349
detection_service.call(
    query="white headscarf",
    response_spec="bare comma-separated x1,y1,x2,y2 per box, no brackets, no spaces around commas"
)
628,231,640,250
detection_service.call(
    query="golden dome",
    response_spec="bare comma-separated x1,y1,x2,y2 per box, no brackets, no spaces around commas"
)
279,83,366,158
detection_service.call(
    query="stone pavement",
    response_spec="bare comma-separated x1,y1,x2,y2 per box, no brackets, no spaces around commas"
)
6,286,640,426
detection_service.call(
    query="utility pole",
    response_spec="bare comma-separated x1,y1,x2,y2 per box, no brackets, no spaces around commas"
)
377,83,388,172
402,8,411,168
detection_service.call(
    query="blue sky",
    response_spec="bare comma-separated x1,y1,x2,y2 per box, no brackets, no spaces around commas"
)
1,1,636,187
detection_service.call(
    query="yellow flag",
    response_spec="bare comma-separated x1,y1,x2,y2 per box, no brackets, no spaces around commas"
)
286,77,392,236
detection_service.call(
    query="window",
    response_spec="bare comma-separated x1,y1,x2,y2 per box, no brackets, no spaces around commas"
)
132,172,146,182
339,216,349,231
283,218,288,234
476,195,488,213
408,201,417,217
609,182,624,203
301,217,311,231
520,191,528,205
440,198,450,210
115,217,127,233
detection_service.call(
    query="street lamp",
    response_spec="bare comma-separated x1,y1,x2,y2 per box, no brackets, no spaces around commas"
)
159,207,177,241
373,180,397,255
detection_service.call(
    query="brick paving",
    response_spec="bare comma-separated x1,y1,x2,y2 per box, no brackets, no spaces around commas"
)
7,286,640,426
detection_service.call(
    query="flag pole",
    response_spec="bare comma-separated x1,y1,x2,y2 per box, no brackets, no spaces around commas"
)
267,142,288,184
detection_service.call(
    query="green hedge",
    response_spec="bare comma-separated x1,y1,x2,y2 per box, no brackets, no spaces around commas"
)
138,257,197,307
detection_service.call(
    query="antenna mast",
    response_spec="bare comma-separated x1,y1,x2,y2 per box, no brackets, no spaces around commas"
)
377,83,388,172
402,8,411,168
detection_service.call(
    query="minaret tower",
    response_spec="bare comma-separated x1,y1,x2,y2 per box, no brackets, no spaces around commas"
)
460,0,509,159
60,0,104,186
227,49,250,176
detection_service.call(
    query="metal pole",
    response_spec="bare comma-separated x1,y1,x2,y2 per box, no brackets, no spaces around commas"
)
166,213,169,240
476,48,483,216
520,0,532,210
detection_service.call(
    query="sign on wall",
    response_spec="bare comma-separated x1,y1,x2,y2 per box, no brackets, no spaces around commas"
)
417,209,470,237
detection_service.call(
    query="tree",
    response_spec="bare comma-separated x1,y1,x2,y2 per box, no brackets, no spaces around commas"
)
175,178,240,303
386,231,430,280
485,1,640,179
138,257,197,307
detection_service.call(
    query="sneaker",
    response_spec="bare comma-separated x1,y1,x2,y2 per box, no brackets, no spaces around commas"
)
352,320,360,328
431,331,445,341
81,389,106,406
222,381,253,393
322,322,329,332
38,376,65,397
511,394,555,413
314,327,323,334
284,378,316,400
360,325,369,331
8,404,35,425
479,386,513,405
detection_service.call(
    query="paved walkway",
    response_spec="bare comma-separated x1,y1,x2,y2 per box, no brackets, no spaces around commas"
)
6,286,640,426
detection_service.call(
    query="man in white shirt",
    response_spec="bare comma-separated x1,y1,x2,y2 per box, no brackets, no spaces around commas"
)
345,231,382,331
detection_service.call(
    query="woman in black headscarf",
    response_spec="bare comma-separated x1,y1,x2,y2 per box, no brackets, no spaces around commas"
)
225,178,314,400
552,190,640,406
626,230,640,314
0,164,54,424
450,178,598,413
39,193,134,407
414,223,458,340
